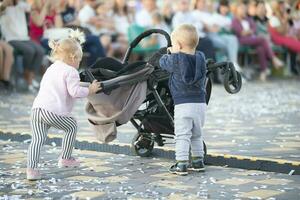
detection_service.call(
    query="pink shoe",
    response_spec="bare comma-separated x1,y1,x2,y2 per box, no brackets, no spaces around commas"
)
58,157,80,168
27,168,41,181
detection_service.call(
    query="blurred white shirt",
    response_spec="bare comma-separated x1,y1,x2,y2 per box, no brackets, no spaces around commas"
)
78,4,99,35
135,9,153,27
210,13,232,28
0,2,31,41
172,11,205,37
241,20,251,31
269,16,281,28
113,14,131,35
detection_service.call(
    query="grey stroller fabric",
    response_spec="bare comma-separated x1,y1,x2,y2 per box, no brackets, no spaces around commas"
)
85,66,153,143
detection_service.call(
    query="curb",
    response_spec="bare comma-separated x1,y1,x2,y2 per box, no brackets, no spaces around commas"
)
0,131,299,175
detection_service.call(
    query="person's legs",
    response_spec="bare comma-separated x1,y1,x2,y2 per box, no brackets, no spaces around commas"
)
255,45,268,72
259,38,283,68
197,37,216,60
208,33,228,53
39,109,78,161
174,104,193,162
241,37,269,70
27,108,50,169
100,34,113,57
0,41,14,81
84,35,106,66
280,36,300,53
290,51,299,75
9,41,35,85
269,27,300,53
60,117,77,159
261,38,275,60
169,104,192,175
221,34,239,63
40,38,51,53
197,37,220,83
241,36,282,70
29,40,45,73
190,103,206,158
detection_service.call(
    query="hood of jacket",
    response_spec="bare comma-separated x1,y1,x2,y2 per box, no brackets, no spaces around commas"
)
180,51,206,85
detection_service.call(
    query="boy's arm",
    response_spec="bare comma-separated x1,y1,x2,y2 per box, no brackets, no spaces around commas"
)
159,54,178,73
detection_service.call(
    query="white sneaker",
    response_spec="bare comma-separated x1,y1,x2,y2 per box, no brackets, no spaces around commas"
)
27,168,41,181
28,84,38,93
272,57,284,69
32,79,40,89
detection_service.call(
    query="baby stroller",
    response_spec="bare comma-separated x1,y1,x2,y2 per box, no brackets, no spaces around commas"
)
80,29,242,157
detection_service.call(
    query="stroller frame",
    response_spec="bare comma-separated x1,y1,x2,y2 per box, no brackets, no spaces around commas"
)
83,29,242,157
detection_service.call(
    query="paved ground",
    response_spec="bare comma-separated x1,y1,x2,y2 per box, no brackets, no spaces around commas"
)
0,140,300,200
0,80,299,161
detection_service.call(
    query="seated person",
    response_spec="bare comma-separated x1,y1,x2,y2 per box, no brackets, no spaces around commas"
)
0,0,45,92
232,2,283,81
0,39,14,91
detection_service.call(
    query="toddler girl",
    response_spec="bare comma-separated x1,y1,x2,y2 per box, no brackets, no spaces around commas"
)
27,30,101,180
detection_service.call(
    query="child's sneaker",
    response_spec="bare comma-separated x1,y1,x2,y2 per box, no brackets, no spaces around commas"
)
188,158,205,172
58,157,80,168
26,168,41,181
169,162,188,176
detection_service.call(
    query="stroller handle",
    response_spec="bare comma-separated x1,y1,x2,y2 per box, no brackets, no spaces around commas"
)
123,29,172,63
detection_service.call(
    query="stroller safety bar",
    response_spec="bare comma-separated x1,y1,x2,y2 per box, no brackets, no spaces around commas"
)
123,29,172,63
84,65,154,94
129,29,172,48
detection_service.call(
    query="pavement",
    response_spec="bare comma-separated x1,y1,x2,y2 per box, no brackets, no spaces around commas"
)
0,80,299,161
1,79,300,199
0,140,300,200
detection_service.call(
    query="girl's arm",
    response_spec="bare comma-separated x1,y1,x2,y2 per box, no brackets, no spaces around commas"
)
67,70,101,97
66,70,89,98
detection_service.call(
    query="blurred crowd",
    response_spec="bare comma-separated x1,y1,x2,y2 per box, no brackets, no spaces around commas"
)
0,0,300,93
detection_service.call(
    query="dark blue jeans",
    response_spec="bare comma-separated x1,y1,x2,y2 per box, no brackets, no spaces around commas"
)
83,35,106,66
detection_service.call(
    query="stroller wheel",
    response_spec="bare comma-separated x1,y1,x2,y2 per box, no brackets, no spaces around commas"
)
224,71,242,94
131,133,154,157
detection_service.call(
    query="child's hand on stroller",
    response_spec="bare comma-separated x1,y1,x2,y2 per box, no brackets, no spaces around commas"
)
88,80,102,95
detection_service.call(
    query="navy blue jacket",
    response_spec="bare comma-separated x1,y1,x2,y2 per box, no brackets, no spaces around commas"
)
159,51,207,105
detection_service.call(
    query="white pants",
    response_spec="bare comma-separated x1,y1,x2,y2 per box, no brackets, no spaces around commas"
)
174,103,206,161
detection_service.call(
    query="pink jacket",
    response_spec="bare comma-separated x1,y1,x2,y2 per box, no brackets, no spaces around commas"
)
32,60,89,116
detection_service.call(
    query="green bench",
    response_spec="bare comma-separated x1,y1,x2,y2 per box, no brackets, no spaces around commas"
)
127,24,160,57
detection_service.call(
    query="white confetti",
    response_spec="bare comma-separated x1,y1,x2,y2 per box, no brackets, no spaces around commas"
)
288,170,295,175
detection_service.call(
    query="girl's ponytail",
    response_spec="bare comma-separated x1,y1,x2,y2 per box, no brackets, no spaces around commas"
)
48,29,85,63
68,29,86,45
49,40,59,51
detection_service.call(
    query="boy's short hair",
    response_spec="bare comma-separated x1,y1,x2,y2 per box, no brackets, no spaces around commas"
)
171,24,199,49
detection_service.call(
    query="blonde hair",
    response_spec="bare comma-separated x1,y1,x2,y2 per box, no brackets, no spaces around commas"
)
49,29,86,63
171,24,199,49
